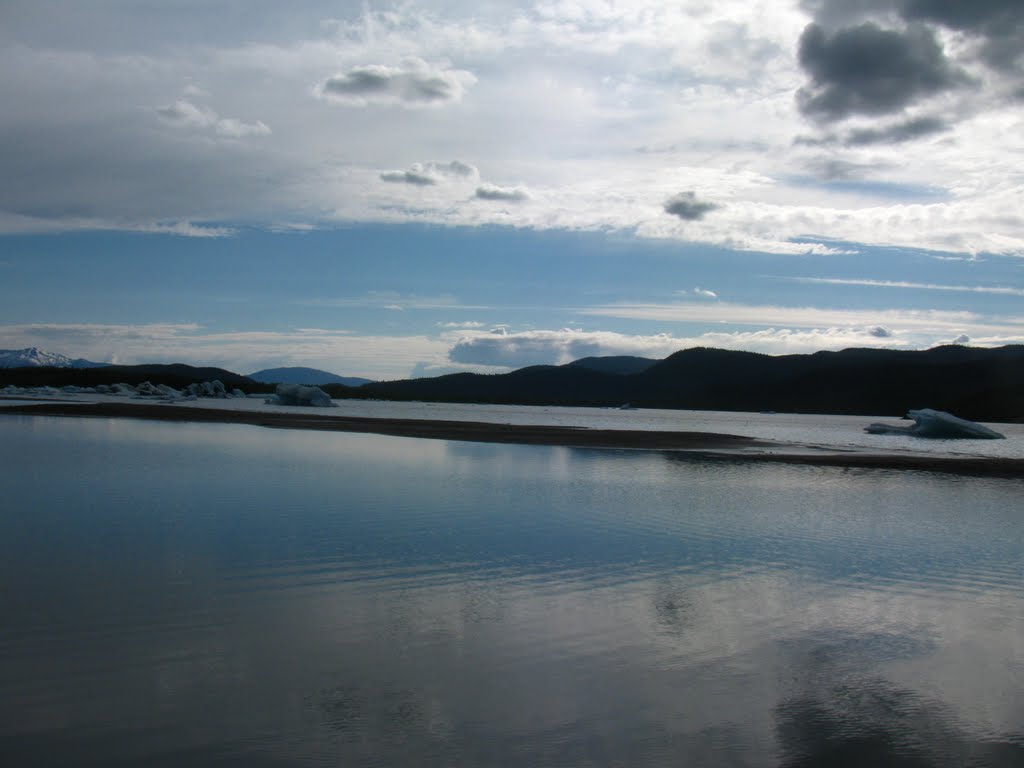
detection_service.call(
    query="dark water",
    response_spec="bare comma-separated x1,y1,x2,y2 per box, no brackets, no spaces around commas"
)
1,416,1022,767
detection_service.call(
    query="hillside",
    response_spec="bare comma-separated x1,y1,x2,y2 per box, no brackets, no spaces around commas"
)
4,346,1023,422
343,346,1024,422
249,367,373,387
0,363,265,392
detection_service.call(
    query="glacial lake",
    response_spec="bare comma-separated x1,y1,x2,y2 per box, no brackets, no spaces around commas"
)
1,414,1022,767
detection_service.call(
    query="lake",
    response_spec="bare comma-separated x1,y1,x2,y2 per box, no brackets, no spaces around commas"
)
1,414,1022,766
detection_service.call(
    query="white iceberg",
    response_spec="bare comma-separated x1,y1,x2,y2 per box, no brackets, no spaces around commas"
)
264,383,335,408
865,409,1004,439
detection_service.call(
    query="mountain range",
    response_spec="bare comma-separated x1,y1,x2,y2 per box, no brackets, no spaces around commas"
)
335,345,1024,422
2,345,1022,422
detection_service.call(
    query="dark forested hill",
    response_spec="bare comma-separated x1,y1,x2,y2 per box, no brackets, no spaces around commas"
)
0,363,263,391
565,356,658,375
346,346,1024,422
4,346,1022,422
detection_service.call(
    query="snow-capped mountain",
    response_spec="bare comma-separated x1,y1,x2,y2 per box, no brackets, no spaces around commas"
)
0,347,108,369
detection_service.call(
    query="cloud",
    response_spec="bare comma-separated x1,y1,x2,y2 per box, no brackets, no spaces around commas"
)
447,328,687,368
900,0,1024,73
805,0,1024,74
787,276,1024,296
302,291,489,311
475,184,529,202
444,321,1013,370
0,212,233,238
796,22,969,122
436,321,485,329
844,114,950,145
687,287,718,299
380,169,437,186
663,192,719,221
315,58,475,107
580,300,1024,340
155,98,270,138
1,3,1022,259
381,161,478,186
0,322,448,380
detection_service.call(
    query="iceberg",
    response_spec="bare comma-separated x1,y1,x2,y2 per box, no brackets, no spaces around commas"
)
264,383,335,408
865,409,1004,439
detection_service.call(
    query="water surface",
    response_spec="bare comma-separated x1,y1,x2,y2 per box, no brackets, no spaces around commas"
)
1,416,1021,766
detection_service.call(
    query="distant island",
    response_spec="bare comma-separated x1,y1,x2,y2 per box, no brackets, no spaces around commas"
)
2,345,1022,423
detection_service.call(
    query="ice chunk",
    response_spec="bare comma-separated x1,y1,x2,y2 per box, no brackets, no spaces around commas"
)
135,381,162,396
865,409,1004,439
264,383,335,407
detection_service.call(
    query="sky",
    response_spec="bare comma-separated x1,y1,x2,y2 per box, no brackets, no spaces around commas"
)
0,0,1022,379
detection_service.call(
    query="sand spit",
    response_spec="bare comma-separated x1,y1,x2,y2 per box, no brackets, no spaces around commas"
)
3,400,1022,478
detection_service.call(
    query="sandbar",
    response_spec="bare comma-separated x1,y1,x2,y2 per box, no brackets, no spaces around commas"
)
2,400,1022,478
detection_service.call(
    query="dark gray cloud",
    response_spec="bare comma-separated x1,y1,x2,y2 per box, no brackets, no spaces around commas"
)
803,0,1024,72
902,0,1024,72
663,192,719,221
795,114,950,148
380,161,478,186
380,169,437,186
316,59,474,107
846,114,950,145
869,325,893,337
797,22,968,121
475,184,528,202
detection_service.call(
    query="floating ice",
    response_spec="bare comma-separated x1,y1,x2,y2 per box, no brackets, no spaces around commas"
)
865,409,1005,439
264,383,335,407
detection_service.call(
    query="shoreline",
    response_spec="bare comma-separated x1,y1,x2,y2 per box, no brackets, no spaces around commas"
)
3,400,1023,478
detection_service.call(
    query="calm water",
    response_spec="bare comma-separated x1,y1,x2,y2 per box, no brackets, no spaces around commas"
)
1,415,1022,767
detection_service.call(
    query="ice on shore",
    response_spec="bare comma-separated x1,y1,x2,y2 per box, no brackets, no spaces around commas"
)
1,379,249,403
264,383,335,408
865,409,1005,439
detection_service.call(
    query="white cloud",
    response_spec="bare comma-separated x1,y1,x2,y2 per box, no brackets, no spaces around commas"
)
687,287,718,299
1,1,1023,256
0,323,447,380
581,300,1024,339
447,328,687,367
436,321,486,329
442,321,1012,370
787,277,1024,297
301,292,490,311
156,98,271,138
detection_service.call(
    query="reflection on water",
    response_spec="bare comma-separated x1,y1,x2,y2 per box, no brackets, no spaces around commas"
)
0,416,1021,767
